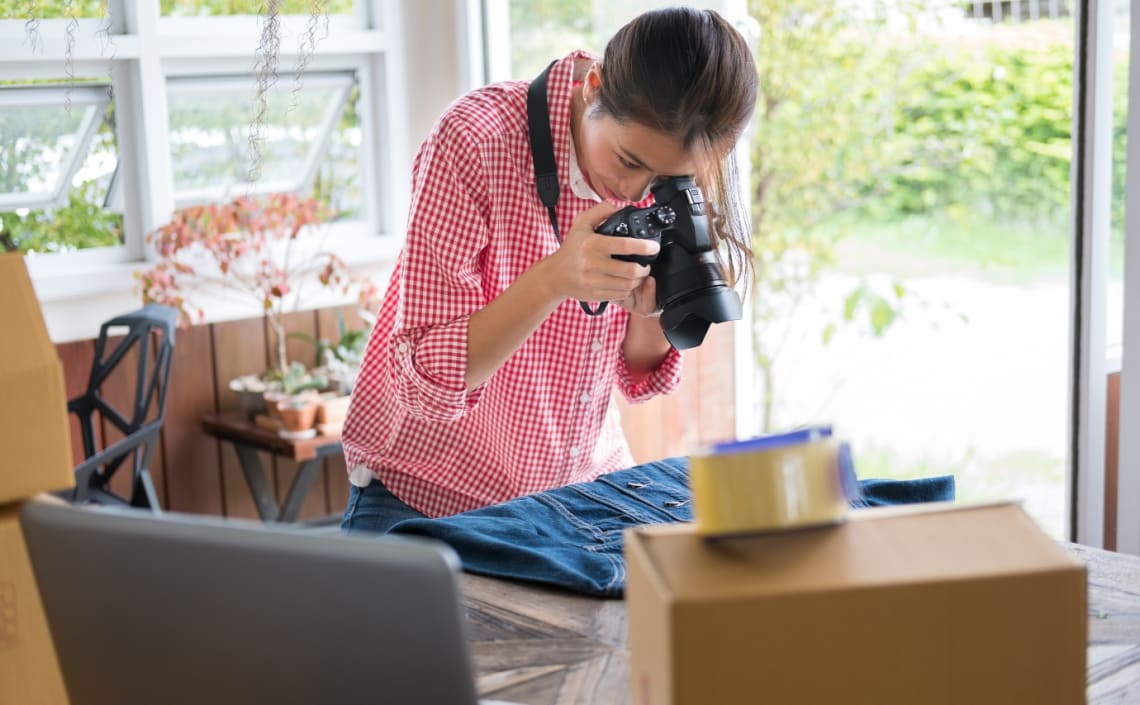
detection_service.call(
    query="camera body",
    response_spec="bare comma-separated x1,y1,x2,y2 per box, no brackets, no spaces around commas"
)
595,176,742,350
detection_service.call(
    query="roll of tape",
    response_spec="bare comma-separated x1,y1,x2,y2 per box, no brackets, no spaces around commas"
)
690,434,849,537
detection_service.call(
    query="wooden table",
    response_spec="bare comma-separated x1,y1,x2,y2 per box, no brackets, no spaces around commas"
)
462,543,1140,704
201,412,343,523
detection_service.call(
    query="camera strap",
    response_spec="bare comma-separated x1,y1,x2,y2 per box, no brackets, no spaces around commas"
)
527,60,607,316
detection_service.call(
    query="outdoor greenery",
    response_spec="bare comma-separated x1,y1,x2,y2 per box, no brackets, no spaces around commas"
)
0,84,122,254
1,1,359,255
0,1,106,18
743,2,1109,430
159,0,351,16
0,1,353,18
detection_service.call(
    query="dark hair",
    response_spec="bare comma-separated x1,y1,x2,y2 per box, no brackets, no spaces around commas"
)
594,7,759,289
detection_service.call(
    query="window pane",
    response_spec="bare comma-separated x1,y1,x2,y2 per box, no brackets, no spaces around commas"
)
748,0,1073,538
1109,1,1129,357
166,73,362,218
505,1,677,81
160,0,353,16
0,83,123,254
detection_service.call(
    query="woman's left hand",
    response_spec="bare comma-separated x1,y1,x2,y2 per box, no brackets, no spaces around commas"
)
618,275,661,318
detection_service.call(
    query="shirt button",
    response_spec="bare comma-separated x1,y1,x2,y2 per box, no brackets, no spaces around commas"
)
569,446,581,458
396,342,409,354
579,392,590,403
591,340,602,352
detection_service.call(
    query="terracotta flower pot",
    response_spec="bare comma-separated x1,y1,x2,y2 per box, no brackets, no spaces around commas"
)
277,399,318,433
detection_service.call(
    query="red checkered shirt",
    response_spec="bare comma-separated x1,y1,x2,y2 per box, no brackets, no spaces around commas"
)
342,51,683,518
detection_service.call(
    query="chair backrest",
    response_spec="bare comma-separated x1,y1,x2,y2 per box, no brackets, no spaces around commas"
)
67,303,178,509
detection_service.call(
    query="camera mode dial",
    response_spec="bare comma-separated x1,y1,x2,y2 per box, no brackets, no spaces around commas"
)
652,206,676,227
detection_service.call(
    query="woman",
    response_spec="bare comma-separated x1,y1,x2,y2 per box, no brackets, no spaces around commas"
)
341,7,759,533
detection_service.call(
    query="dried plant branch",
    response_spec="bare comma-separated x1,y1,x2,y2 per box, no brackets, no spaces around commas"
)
248,0,282,185
63,0,78,114
23,0,42,54
290,0,329,112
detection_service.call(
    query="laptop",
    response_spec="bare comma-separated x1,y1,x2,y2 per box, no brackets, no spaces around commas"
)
19,499,518,705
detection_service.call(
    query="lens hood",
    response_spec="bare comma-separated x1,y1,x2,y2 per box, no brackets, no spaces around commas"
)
659,286,743,350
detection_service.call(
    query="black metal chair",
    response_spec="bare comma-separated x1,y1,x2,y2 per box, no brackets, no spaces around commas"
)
66,303,178,511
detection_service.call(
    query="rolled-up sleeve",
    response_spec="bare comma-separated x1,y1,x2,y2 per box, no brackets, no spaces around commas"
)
387,116,490,422
616,345,683,403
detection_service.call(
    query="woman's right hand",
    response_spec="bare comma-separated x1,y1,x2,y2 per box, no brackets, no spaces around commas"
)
545,201,661,304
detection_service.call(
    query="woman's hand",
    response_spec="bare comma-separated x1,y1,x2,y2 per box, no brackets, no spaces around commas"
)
546,201,660,304
617,274,662,318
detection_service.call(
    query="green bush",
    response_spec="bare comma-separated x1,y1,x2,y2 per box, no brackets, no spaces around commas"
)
859,37,1126,230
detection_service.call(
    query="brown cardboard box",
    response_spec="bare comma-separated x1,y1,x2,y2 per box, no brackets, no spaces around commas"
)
0,253,76,703
625,502,1087,705
0,253,75,505
0,502,69,704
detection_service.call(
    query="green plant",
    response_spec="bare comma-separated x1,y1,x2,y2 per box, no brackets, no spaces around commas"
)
288,308,372,393
266,360,328,395
746,0,926,430
0,181,122,253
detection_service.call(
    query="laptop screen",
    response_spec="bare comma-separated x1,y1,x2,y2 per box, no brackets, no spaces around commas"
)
20,500,481,705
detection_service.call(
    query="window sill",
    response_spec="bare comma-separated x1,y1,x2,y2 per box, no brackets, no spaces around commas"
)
33,230,401,344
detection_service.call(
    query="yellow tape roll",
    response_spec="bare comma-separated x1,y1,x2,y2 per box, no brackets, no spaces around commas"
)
690,438,848,536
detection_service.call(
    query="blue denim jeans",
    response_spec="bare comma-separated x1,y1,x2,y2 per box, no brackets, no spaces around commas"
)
341,478,427,535
384,455,955,597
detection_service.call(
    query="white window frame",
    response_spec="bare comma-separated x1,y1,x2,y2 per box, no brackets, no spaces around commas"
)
1117,2,1140,555
1069,0,1115,547
0,84,110,211
0,0,417,343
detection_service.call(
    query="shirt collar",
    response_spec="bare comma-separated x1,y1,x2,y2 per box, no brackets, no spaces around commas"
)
567,128,603,202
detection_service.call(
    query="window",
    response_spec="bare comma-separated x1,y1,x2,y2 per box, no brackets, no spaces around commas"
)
494,0,1088,539
0,0,406,341
0,82,122,254
166,72,361,216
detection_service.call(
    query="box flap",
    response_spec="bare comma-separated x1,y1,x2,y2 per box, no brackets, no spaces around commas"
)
630,503,1081,601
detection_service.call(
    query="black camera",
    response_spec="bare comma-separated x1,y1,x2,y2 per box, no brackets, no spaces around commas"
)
595,176,743,350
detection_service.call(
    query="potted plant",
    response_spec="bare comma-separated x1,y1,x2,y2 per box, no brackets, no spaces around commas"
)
138,192,378,424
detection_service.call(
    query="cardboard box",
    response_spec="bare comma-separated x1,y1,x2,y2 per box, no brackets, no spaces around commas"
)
0,502,69,704
0,253,76,703
0,253,75,505
625,502,1087,705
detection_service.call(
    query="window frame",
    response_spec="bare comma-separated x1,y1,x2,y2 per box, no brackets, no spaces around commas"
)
0,1,411,342
0,84,111,211
164,71,355,209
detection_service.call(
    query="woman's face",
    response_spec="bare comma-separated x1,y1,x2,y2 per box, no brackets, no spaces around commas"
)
575,102,699,204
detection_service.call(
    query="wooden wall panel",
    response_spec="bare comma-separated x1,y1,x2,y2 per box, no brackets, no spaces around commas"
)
54,305,737,521
618,320,742,464
211,317,272,520
316,305,362,516
56,340,95,467
162,323,224,515
277,310,329,521
1106,370,1120,552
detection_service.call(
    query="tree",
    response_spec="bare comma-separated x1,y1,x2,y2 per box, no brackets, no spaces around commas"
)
746,0,926,430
